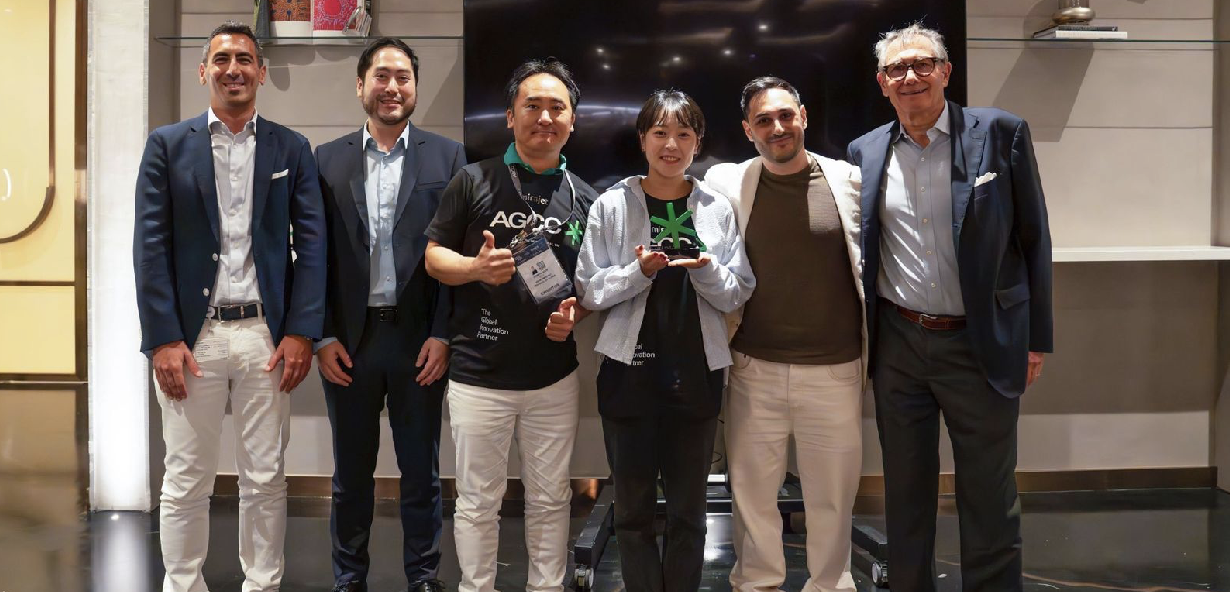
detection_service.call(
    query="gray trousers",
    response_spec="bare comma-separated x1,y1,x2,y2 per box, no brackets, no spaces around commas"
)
873,304,1023,592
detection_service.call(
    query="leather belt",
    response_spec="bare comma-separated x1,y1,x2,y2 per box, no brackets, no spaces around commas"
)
891,302,966,331
369,306,398,322
205,303,262,321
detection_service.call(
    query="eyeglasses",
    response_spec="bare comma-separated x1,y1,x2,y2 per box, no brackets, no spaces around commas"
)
881,57,943,81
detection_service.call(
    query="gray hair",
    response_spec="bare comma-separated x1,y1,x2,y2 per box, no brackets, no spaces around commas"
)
874,23,948,70
201,20,264,64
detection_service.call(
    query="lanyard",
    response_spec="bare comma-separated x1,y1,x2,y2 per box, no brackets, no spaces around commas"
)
506,164,578,249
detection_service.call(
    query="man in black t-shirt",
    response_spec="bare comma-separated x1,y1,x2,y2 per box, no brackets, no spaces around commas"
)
424,58,596,592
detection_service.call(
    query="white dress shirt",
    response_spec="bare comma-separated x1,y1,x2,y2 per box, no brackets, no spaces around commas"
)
207,108,262,307
877,102,965,316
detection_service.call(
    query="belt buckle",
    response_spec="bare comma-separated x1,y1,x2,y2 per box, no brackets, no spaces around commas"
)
378,308,397,322
918,312,939,324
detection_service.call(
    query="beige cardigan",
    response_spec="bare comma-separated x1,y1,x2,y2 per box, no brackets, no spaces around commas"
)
703,152,869,386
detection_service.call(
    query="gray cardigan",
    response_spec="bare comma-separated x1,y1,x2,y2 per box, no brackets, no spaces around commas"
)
575,175,756,370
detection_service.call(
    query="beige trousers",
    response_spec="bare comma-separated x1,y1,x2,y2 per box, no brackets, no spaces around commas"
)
726,352,862,592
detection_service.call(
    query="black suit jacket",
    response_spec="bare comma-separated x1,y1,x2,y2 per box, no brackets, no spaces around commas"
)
133,112,327,354
315,124,466,355
847,101,1053,397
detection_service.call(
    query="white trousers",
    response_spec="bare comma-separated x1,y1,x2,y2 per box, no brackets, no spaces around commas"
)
726,353,862,592
448,371,580,592
155,318,290,592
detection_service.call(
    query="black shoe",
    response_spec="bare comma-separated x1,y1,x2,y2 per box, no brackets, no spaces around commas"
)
331,581,365,592
406,579,445,592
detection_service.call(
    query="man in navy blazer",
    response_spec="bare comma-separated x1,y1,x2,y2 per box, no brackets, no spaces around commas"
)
847,24,1052,592
313,37,465,592
132,21,325,592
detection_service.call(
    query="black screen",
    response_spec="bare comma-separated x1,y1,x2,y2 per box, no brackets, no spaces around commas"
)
463,0,966,190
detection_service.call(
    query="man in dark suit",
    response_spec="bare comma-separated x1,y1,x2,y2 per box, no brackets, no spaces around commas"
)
847,24,1053,592
313,37,466,592
133,21,325,592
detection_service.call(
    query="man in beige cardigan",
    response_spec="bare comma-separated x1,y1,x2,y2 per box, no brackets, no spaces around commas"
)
704,77,866,592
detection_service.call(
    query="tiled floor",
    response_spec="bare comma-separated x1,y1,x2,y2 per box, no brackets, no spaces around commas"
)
3,485,1230,591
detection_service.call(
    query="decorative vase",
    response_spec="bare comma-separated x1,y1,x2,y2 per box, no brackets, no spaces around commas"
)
270,0,312,37
313,0,359,37
1053,0,1095,25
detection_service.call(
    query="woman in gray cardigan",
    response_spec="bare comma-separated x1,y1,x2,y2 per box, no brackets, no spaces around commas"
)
574,90,756,592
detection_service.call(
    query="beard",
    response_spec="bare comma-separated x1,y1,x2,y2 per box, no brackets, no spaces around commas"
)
363,93,416,126
760,132,803,164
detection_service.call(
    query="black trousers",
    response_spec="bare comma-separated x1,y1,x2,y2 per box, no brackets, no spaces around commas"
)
599,360,722,592
322,308,445,588
873,304,1023,592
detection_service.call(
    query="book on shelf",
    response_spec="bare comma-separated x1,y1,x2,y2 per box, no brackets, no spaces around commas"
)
1032,24,1127,40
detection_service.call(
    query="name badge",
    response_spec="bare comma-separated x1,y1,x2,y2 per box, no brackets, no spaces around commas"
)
510,229,571,304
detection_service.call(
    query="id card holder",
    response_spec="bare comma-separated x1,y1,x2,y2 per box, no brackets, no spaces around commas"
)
510,229,571,304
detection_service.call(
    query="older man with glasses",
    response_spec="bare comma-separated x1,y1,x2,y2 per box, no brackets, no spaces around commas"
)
847,23,1053,592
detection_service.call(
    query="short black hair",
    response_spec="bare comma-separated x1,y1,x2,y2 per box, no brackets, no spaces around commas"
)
201,21,263,64
739,76,802,120
357,37,420,84
636,89,706,150
504,58,581,111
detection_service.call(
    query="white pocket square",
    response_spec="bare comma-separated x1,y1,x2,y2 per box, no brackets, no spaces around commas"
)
271,169,289,180
974,172,998,187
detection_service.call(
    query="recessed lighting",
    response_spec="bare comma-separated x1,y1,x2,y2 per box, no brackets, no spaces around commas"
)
596,47,605,55
672,55,682,63
722,48,734,56
602,63,611,70
758,23,769,31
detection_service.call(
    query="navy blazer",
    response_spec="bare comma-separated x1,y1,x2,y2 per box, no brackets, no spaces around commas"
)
847,101,1053,397
133,112,327,354
315,125,466,355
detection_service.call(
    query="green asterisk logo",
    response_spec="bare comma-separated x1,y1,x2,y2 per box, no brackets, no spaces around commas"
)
651,202,706,251
565,220,584,246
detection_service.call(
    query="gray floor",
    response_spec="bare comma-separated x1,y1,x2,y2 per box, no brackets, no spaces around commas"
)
3,487,1230,591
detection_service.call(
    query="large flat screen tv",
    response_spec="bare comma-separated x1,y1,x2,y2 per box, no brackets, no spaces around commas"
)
463,0,966,190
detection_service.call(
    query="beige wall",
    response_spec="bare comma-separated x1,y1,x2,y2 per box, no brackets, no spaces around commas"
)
156,0,1225,479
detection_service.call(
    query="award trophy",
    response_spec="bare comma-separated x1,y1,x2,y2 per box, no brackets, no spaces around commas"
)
1033,1,1126,39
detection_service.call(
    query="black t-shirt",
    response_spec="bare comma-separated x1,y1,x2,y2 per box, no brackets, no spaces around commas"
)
426,155,597,390
596,192,715,418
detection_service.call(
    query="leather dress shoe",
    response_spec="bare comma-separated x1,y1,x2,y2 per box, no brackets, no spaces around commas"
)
331,581,365,592
407,579,446,592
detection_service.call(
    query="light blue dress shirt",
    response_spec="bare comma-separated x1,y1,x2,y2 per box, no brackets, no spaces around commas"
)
363,123,409,307
877,102,965,316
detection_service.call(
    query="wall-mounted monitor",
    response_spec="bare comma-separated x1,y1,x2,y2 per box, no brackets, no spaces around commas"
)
464,0,966,190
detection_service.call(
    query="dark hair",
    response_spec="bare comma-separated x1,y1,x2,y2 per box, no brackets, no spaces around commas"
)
504,58,581,111
201,21,263,64
739,76,802,119
357,37,420,84
636,89,706,149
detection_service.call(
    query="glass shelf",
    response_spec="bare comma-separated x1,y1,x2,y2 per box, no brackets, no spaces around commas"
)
155,35,461,48
969,37,1229,48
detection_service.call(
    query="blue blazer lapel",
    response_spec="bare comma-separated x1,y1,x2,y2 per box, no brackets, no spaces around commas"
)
347,136,370,245
950,101,985,250
251,116,275,227
190,115,221,241
860,122,895,238
394,128,423,227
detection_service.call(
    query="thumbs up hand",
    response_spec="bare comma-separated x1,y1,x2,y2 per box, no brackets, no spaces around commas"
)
545,296,579,342
471,230,516,285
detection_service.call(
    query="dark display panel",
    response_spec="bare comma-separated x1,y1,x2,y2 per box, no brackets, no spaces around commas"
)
463,0,966,190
